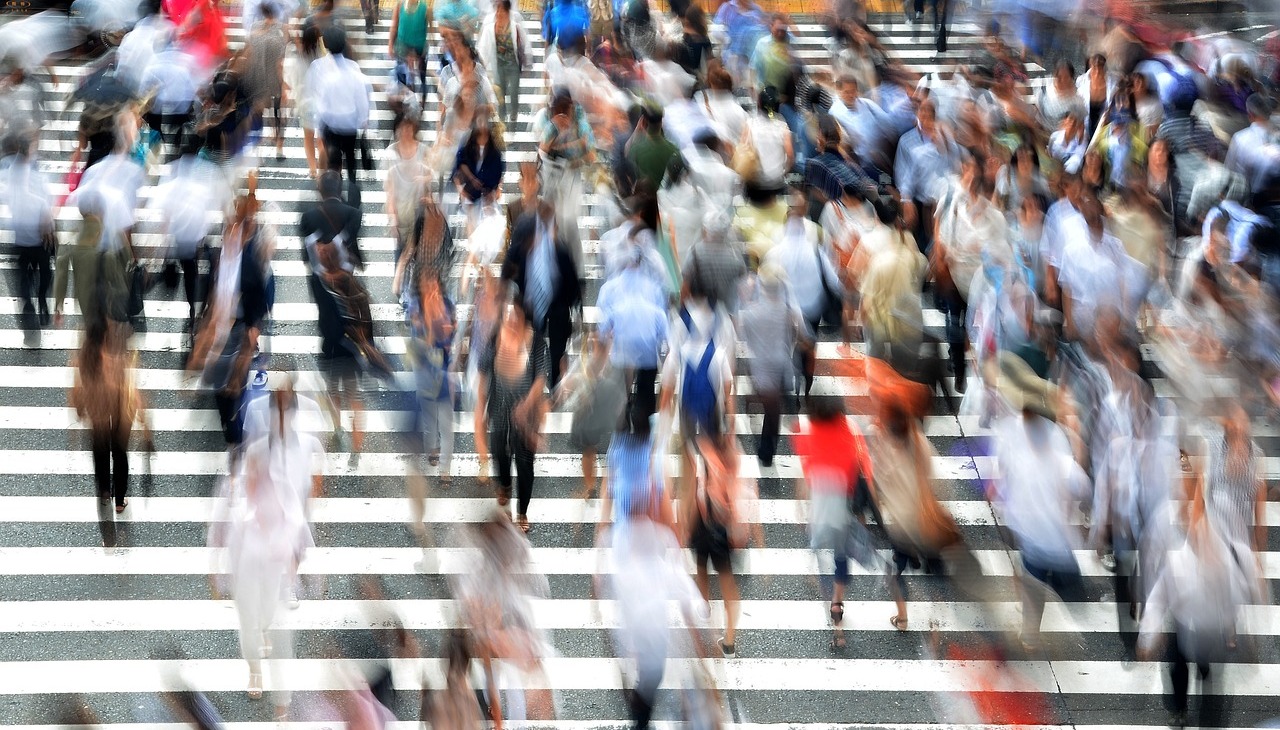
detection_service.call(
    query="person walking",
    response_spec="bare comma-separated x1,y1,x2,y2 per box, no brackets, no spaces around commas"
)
387,0,430,104
477,0,529,127
0,138,55,327
69,322,150,515
475,299,549,533
305,27,373,183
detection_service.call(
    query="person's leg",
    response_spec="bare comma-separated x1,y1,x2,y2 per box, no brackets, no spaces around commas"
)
1168,636,1190,719
548,319,572,390
36,248,51,320
633,367,658,424
435,397,455,476
15,246,37,311
112,420,131,508
303,127,318,177
91,429,111,498
180,255,199,323
514,437,536,518
580,446,597,499
630,650,665,728
492,427,513,499
1019,559,1051,647
758,386,781,466
718,565,740,649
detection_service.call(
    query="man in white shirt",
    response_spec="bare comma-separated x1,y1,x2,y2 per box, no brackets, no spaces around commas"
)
1224,93,1280,193
827,74,892,172
305,27,372,182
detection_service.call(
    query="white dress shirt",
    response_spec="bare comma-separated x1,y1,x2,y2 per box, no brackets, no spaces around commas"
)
304,53,372,134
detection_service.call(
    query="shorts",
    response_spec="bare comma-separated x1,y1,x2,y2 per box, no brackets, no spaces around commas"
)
689,515,732,574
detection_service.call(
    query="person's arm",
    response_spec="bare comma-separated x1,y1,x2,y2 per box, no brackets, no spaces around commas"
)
387,2,401,56
1254,473,1267,554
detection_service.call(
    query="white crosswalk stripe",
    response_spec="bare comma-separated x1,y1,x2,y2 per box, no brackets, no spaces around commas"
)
0,4,1274,729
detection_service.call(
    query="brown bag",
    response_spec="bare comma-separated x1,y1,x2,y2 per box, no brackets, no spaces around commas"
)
912,431,961,551
730,123,760,181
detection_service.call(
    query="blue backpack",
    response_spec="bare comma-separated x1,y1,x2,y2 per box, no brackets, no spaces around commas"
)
679,307,721,435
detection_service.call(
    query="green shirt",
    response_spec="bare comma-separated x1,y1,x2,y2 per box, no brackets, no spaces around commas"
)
394,0,429,53
627,132,679,190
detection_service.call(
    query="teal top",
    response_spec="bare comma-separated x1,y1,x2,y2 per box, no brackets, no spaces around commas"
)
395,0,429,53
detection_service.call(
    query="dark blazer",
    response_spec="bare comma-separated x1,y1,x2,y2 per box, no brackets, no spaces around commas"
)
299,196,364,270
453,138,506,202
208,234,269,330
502,211,582,332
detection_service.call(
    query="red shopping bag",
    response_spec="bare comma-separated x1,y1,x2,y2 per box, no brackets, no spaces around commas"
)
56,165,84,209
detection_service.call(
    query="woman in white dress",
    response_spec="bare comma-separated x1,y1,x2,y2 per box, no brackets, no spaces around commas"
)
226,445,312,717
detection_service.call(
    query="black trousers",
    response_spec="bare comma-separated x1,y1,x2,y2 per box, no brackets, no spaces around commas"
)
1167,634,1225,723
14,245,51,313
492,425,535,516
754,377,785,466
625,366,659,429
179,256,201,321
91,420,130,507
911,0,950,52
937,285,968,385
322,127,360,182
545,314,573,390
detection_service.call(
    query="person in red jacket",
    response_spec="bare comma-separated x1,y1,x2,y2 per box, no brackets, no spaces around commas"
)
793,396,891,651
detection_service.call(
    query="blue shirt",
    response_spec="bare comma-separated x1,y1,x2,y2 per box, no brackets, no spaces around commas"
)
598,267,669,369
608,432,658,521
713,1,766,60
544,0,589,48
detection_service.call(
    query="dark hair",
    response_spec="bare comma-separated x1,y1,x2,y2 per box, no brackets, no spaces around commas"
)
684,6,707,35
301,23,322,59
817,114,841,149
323,26,347,56
318,170,343,199
260,1,277,20
758,86,781,116
550,89,574,116
807,397,845,422
642,106,664,129
874,195,899,225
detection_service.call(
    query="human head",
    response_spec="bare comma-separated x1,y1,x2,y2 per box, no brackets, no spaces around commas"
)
770,13,790,42
317,170,343,199
1246,93,1274,124
323,26,347,56
917,98,937,136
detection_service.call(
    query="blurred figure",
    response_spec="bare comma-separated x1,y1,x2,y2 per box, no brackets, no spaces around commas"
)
150,138,228,327
69,322,150,514
682,435,750,658
225,455,311,717
1138,488,1265,728
307,27,373,183
384,111,429,267
453,107,505,231
605,512,709,728
988,354,1090,651
739,263,805,466
475,298,548,532
0,134,56,326
454,514,555,728
503,193,582,389
405,273,458,490
794,396,891,651
537,89,594,271
477,0,530,127
556,333,626,500
426,630,484,728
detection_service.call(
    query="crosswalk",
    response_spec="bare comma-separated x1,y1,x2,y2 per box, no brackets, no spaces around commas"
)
1,4,1277,728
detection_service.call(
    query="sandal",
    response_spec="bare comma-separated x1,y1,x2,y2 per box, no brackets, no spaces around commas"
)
516,514,531,534
830,601,844,625
248,672,263,700
890,615,907,632
829,634,846,652
115,499,129,515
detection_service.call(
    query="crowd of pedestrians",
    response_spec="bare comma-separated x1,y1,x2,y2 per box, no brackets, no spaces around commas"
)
2,0,1278,725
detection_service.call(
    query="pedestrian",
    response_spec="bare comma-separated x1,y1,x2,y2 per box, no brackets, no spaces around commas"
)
69,322,150,515
556,333,627,499
387,0,429,102
306,27,373,183
502,195,582,389
383,110,430,268
0,136,55,327
683,434,750,657
477,0,530,127
739,263,806,466
475,298,549,533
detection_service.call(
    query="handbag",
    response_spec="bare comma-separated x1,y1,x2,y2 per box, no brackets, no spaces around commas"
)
730,122,760,181
128,263,150,320
815,240,843,329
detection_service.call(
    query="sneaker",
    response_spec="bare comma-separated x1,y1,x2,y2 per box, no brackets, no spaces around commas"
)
288,588,300,609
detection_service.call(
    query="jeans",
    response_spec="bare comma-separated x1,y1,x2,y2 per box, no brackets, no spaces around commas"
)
13,244,51,314
779,103,815,170
495,58,522,127
492,425,535,516
417,395,454,469
322,127,360,182
91,420,131,507
937,285,968,385
1019,555,1085,640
